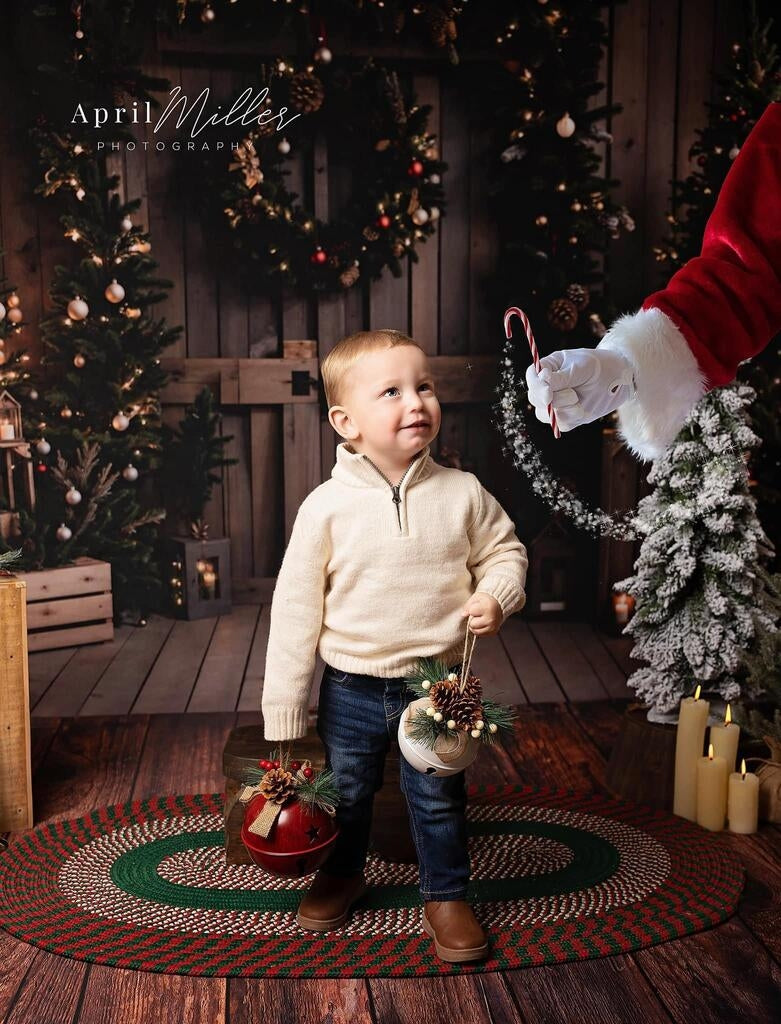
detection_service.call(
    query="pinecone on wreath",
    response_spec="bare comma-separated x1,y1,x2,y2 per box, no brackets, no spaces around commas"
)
566,283,590,311
290,72,325,114
547,297,579,332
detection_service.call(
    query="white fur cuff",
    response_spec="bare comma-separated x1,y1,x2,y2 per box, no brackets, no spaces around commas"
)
597,307,707,461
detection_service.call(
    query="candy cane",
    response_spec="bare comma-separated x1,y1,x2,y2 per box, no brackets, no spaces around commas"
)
503,306,560,439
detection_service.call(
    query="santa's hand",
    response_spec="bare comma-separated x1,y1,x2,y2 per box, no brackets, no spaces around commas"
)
525,347,635,430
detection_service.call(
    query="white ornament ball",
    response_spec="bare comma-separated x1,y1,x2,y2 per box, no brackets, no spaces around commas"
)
7,307,23,324
36,438,51,455
122,464,139,481
447,719,456,730
488,723,498,734
314,45,332,63
105,279,125,303
433,711,443,722
65,487,82,506
56,523,72,542
422,680,432,690
428,173,441,185
729,145,740,160
447,673,458,682
201,4,215,21
412,207,429,226
471,729,481,739
73,353,86,368
429,206,441,221
556,112,576,138
0,302,5,320
61,406,73,419
112,412,130,431
29,389,38,400
121,216,133,232
277,138,291,155
68,297,89,320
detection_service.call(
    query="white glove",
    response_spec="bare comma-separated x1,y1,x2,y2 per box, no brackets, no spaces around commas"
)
525,347,636,431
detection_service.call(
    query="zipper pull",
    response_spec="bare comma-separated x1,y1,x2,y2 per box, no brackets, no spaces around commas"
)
391,485,401,507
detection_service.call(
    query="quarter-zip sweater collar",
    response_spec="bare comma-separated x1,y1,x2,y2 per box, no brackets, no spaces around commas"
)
332,442,433,532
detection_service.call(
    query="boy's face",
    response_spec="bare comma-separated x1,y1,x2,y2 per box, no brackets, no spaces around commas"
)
328,345,441,465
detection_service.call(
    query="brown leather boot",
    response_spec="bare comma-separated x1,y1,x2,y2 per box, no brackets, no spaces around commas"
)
296,870,369,931
422,900,489,963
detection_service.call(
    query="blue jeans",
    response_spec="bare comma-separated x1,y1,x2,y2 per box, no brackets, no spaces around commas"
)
316,661,471,901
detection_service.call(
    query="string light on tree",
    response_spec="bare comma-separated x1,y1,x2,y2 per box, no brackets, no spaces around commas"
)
6,307,23,325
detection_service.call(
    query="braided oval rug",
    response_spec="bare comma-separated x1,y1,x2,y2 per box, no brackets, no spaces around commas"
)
0,784,743,977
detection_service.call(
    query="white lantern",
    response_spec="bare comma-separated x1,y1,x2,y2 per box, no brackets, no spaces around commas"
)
397,697,480,776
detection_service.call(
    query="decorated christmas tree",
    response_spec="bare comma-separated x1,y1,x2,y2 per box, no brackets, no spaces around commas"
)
617,384,779,717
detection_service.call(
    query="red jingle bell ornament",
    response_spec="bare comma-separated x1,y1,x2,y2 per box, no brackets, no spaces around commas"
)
239,753,340,877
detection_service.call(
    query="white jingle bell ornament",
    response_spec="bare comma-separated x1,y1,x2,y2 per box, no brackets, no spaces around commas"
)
122,464,139,481
68,297,89,321
36,438,51,455
112,412,130,431
65,487,82,505
56,523,72,542
105,279,125,303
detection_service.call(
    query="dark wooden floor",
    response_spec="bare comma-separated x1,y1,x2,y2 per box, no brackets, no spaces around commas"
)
2,617,780,1022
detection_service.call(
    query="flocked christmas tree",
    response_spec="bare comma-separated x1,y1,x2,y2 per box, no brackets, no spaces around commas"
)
617,385,780,717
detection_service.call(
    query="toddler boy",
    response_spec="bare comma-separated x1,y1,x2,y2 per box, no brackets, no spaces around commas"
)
262,329,527,962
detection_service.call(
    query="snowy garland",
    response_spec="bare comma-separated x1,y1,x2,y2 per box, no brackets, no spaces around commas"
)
493,328,640,541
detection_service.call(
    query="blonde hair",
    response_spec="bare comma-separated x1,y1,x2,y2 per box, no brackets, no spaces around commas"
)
321,329,423,409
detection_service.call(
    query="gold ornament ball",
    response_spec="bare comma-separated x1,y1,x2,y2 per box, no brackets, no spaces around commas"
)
556,112,576,138
73,353,86,368
61,406,73,419
6,307,23,324
105,279,126,303
68,297,89,320
7,293,20,308
535,214,548,227
0,352,5,365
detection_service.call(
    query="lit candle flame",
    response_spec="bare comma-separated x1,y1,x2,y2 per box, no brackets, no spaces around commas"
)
725,703,732,725
708,743,714,760
694,684,701,700
741,758,747,779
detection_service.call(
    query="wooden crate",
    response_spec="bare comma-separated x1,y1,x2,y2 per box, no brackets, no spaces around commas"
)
0,576,33,830
14,556,114,652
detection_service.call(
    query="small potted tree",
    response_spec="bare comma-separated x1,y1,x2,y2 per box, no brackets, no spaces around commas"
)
160,386,237,620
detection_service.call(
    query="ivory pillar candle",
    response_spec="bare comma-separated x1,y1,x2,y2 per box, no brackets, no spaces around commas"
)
728,758,759,834
673,685,710,821
0,420,14,440
709,702,740,772
696,743,728,831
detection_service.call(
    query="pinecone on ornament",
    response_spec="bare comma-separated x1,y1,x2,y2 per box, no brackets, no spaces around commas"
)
340,265,360,288
259,766,297,804
430,673,484,731
565,283,589,311
290,72,325,114
547,297,579,332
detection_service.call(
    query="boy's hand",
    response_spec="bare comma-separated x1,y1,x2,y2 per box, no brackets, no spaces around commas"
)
461,593,503,636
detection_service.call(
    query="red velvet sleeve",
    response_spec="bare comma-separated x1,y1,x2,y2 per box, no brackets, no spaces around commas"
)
642,101,781,387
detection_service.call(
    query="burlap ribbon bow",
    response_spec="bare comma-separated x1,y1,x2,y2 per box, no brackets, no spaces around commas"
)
239,759,336,838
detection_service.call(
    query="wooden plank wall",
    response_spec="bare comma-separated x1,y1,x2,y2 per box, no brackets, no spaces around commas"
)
0,0,749,601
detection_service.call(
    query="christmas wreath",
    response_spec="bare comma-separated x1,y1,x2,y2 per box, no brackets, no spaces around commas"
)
203,60,446,294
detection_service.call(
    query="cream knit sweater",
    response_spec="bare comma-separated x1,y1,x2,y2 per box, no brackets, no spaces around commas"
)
261,441,528,741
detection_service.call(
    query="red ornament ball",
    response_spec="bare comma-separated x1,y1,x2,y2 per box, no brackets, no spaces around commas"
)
303,766,314,780
377,214,392,229
311,248,328,265
697,155,707,166
290,760,301,771
241,793,339,877
37,464,48,473
408,159,424,177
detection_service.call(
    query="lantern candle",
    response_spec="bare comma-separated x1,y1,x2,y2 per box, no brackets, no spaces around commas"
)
709,702,740,772
201,564,217,598
696,743,727,831
673,684,710,821
0,417,14,441
728,758,759,834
